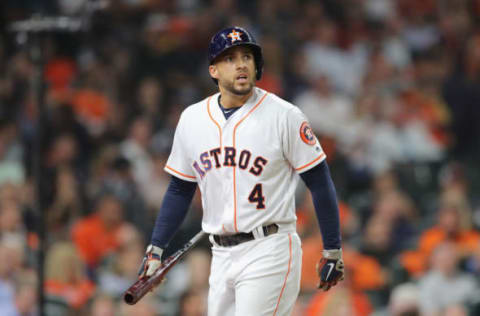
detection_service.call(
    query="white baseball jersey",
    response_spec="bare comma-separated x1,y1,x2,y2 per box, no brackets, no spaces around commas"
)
164,87,326,235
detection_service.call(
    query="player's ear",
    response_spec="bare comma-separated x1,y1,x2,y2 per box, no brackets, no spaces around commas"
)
209,64,219,80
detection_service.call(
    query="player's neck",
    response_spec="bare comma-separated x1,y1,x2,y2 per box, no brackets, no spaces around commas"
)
218,88,253,109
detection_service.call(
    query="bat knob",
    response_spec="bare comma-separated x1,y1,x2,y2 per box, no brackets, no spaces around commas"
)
124,292,136,305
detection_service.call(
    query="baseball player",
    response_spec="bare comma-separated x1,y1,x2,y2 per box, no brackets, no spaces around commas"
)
138,26,344,315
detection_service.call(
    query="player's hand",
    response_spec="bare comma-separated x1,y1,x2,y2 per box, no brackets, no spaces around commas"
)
138,244,163,279
316,249,344,291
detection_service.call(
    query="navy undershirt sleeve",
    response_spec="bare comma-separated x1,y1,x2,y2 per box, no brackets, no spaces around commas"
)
299,160,341,250
150,176,197,249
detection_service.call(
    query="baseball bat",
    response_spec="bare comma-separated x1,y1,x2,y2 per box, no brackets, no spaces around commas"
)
123,231,206,305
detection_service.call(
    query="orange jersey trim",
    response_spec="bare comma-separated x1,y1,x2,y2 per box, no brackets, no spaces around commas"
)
207,96,223,149
232,92,268,232
273,233,293,316
295,153,326,172
165,165,196,180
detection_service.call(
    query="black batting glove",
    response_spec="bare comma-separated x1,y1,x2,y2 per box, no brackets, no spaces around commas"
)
316,248,344,291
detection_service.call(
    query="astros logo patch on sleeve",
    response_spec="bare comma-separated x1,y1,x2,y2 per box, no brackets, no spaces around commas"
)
300,121,316,146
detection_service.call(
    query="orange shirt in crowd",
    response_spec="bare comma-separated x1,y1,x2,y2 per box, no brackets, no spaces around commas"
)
45,279,95,309
71,214,120,267
304,287,373,316
44,57,77,103
71,89,110,122
401,227,480,277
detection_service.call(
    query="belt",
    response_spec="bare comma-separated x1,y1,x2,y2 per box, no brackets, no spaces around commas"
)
213,224,279,247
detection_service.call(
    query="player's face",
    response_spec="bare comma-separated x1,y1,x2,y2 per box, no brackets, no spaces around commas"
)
209,46,256,96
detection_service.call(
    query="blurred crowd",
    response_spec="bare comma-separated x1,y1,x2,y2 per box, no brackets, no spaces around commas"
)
1,0,480,315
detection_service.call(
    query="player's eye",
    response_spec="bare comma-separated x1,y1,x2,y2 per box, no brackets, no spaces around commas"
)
243,54,252,60
224,56,233,62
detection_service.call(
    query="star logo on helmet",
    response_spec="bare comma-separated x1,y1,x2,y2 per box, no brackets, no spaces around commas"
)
227,30,242,42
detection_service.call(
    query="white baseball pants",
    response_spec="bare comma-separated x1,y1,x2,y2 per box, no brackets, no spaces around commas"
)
207,232,302,316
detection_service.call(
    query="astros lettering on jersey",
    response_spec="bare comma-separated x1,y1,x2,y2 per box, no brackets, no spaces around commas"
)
165,87,325,235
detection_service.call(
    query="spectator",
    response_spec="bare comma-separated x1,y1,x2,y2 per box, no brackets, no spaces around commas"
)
443,33,480,160
43,132,83,196
120,116,155,200
71,194,132,269
98,236,144,299
44,242,95,315
304,266,373,316
141,153,170,212
340,92,403,174
0,120,25,187
44,104,92,172
178,289,207,316
371,282,420,316
302,18,368,96
417,241,479,316
95,155,150,238
13,270,37,316
293,74,354,141
0,199,27,244
70,73,113,138
134,76,166,129
441,305,469,316
367,189,418,255
400,193,480,277
465,242,480,281
0,240,22,316
90,294,116,316
46,165,83,242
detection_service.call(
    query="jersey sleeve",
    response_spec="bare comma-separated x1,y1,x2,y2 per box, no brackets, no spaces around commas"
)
164,112,197,182
283,107,326,174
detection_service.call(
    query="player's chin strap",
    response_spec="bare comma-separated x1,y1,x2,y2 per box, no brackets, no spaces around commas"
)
322,248,342,260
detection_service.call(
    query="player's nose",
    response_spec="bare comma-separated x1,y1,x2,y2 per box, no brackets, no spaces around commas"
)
235,59,248,69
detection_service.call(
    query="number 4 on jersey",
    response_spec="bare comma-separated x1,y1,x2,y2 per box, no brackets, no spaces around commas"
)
248,183,265,209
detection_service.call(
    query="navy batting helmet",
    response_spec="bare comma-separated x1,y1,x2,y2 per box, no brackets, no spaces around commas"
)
208,26,264,81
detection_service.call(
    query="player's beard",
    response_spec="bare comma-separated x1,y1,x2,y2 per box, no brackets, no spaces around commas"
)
222,78,254,96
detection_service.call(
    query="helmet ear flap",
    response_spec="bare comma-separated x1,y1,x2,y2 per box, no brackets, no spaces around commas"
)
252,47,263,80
